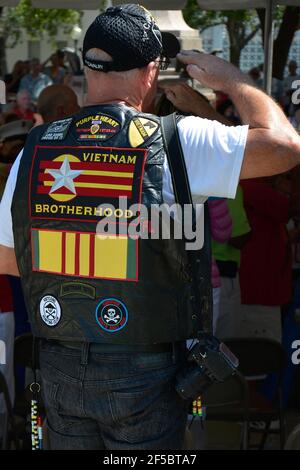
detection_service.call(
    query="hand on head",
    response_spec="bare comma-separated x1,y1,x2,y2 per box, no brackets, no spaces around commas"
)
158,81,212,116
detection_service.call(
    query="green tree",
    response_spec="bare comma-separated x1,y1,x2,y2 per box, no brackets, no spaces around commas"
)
0,0,83,76
257,6,300,80
183,0,300,80
183,0,260,67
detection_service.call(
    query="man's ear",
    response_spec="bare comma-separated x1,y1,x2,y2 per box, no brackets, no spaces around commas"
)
141,62,159,89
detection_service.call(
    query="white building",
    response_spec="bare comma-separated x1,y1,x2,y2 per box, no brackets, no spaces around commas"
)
202,24,300,76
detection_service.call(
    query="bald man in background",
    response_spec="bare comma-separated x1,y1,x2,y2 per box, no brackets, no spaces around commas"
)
37,84,80,123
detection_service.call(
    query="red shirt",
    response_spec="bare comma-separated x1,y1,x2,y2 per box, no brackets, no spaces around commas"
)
12,107,35,121
0,275,13,313
239,179,292,306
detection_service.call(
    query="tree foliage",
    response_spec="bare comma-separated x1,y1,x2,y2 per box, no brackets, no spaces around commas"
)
183,0,261,66
1,0,82,48
183,0,258,33
183,0,295,69
0,0,86,75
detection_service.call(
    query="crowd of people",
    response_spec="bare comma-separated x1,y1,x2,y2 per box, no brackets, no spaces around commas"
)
249,60,300,129
0,4,300,449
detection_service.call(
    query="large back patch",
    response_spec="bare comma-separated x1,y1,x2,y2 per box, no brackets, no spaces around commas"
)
30,145,147,282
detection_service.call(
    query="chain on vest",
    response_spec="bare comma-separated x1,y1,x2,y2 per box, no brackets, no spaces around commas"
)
12,104,212,344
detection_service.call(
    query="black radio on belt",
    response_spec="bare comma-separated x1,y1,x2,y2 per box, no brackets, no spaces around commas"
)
175,334,239,401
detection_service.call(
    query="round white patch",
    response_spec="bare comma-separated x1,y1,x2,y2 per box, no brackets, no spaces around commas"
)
39,295,61,327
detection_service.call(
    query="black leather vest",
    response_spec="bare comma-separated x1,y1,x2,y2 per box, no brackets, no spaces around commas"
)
12,104,212,344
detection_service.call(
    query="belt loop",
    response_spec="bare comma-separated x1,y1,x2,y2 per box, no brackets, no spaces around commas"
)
80,342,90,365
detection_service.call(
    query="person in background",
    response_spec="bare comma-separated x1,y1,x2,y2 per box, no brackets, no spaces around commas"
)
157,81,229,124
258,63,283,103
56,50,68,70
4,61,27,95
18,58,53,103
11,90,36,121
208,199,233,334
44,52,66,85
0,274,14,437
36,84,80,124
282,60,300,118
293,102,300,131
248,66,263,89
239,177,295,342
216,98,241,125
212,185,251,338
0,118,33,169
0,117,32,436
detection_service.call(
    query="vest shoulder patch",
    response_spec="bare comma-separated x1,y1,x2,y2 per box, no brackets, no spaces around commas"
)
41,118,73,141
128,117,159,148
75,113,121,142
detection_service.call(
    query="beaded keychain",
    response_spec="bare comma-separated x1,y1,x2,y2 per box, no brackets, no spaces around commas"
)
30,382,43,450
192,396,206,421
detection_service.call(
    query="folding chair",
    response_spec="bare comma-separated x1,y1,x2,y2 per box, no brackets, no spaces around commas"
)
285,423,300,450
224,338,286,449
203,371,250,450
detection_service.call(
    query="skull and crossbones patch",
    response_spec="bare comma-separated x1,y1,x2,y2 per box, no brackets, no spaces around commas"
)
39,295,61,327
96,298,128,333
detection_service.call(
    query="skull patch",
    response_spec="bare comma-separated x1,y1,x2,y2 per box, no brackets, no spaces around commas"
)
96,298,128,333
39,295,61,327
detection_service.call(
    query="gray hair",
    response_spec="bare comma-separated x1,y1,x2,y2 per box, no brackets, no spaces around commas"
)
85,48,113,63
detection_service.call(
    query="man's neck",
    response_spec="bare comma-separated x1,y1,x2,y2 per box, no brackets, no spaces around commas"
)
85,99,142,111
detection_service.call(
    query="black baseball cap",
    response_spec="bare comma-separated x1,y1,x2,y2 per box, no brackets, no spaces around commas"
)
82,3,180,73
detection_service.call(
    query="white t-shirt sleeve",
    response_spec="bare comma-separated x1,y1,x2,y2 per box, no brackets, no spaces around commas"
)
162,116,248,204
0,150,23,248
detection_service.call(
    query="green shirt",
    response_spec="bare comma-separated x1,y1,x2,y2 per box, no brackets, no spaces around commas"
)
212,185,250,265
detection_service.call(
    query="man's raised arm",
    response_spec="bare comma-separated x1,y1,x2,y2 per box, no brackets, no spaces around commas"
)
177,51,300,179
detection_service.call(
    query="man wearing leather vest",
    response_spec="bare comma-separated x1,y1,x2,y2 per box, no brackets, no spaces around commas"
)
1,4,300,450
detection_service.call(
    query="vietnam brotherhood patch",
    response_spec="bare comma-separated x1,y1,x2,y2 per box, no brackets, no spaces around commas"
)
30,145,147,222
29,145,146,282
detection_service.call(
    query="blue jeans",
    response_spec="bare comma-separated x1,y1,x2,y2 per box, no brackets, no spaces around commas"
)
39,340,188,450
